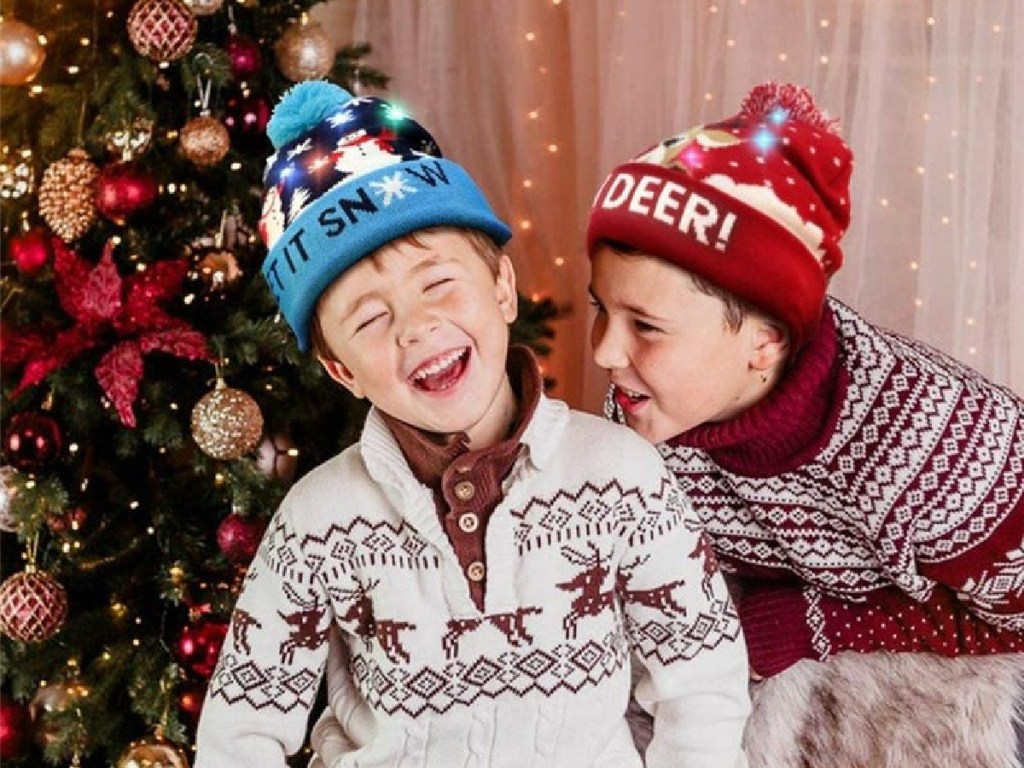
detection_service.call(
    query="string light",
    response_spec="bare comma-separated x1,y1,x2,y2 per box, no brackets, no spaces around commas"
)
752,127,778,153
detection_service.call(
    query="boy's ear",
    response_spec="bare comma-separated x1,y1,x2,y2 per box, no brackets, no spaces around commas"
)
495,252,518,324
318,355,366,399
747,318,789,373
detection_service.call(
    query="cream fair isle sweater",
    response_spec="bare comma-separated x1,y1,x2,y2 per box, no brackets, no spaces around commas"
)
195,395,750,768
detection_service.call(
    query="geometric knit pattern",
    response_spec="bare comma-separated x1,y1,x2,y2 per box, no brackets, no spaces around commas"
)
196,396,750,768
658,298,1024,636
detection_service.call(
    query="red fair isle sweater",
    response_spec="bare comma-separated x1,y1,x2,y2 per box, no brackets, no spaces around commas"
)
646,298,1024,677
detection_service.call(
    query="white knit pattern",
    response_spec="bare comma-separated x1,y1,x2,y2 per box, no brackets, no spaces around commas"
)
196,395,750,768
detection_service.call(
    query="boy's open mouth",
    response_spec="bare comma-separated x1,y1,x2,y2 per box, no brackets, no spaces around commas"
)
613,384,649,412
409,347,470,392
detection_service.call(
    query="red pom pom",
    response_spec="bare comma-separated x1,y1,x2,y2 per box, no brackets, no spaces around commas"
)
739,82,840,135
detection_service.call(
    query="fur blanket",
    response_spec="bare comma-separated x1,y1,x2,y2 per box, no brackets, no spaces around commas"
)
746,652,1023,768
627,652,1023,767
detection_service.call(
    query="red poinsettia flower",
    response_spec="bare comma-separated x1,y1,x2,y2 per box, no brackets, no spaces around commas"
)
2,239,211,427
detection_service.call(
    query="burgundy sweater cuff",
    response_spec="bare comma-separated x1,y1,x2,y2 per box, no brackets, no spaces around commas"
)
739,583,816,678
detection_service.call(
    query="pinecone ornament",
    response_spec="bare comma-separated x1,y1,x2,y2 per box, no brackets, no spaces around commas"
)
38,149,99,242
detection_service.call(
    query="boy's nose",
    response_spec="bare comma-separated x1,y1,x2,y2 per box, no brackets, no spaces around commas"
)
397,308,440,347
591,322,628,370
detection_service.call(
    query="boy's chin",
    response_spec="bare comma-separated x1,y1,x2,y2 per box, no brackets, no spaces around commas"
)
623,414,679,445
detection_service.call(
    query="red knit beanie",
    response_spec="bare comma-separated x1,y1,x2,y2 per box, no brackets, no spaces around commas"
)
586,82,853,352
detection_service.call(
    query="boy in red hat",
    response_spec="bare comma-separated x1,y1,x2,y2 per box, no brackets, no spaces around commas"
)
587,82,1023,767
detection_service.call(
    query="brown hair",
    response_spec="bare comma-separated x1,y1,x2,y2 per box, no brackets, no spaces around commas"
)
600,239,781,334
310,226,504,361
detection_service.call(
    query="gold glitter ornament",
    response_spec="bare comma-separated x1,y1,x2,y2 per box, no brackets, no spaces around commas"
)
179,114,230,167
38,149,100,242
274,15,334,82
0,145,35,199
191,379,263,460
116,734,189,768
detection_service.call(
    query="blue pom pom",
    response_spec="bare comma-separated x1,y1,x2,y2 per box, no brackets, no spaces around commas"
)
267,81,354,148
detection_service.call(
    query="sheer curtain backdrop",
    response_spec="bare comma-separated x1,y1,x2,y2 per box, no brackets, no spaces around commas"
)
314,0,1023,412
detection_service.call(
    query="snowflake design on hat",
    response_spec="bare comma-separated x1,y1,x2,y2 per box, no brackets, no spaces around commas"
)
370,172,418,206
258,80,512,351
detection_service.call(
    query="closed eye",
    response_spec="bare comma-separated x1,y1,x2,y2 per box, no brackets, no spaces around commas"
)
633,319,662,333
425,277,453,291
354,312,387,333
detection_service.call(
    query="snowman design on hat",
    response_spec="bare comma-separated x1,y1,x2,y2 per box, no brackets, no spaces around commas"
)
329,127,421,177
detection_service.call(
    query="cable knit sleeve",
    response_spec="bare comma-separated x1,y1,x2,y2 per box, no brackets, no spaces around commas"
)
623,469,751,768
195,509,330,768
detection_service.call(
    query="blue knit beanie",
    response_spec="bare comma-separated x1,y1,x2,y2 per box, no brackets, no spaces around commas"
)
259,81,512,351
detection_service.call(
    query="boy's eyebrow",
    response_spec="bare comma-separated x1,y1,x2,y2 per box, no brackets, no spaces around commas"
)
587,284,670,322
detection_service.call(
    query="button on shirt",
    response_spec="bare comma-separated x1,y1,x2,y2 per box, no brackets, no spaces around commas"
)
381,346,542,612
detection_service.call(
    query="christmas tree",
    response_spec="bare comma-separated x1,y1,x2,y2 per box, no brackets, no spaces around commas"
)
0,1,559,765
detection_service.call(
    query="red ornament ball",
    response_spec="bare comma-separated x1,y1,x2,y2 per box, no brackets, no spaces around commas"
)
3,412,63,474
0,695,29,760
8,227,53,277
0,569,68,643
176,616,228,679
46,506,90,539
96,161,158,225
226,32,262,80
223,93,270,148
216,513,266,564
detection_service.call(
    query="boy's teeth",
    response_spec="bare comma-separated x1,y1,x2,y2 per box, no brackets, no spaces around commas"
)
412,349,463,380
